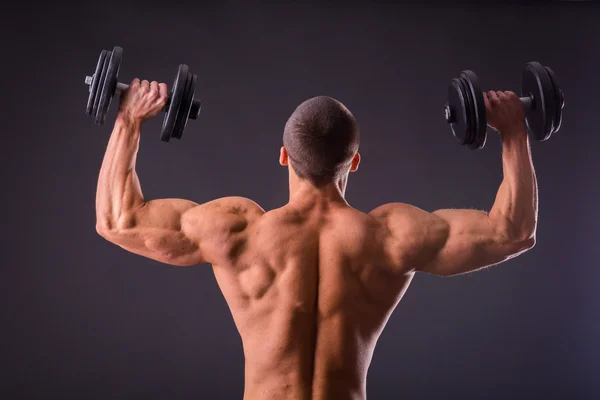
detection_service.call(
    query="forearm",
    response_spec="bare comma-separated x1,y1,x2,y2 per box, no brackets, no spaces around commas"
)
489,132,538,240
95,114,145,231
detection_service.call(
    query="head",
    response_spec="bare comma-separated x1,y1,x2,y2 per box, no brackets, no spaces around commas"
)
280,96,361,190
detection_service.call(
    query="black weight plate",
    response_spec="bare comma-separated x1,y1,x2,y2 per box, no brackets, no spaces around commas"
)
447,77,470,145
91,49,111,123
464,77,487,150
458,76,476,147
522,62,554,141
161,64,188,142
170,71,192,140
96,46,123,125
172,73,197,140
91,51,110,124
86,49,107,117
544,66,563,134
460,70,487,150
188,97,202,120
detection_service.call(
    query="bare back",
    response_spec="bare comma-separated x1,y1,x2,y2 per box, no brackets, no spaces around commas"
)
97,86,536,400
102,191,533,399
200,202,417,400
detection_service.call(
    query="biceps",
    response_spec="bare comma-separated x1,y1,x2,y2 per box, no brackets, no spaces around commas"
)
108,227,202,266
425,232,518,276
99,199,204,266
421,209,529,276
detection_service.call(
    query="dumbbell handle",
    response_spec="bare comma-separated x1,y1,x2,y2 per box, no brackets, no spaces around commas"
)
489,94,563,110
520,96,533,109
445,93,535,125
114,81,130,94
84,75,201,120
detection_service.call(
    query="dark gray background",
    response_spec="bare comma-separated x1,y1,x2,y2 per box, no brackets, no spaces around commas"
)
2,1,599,399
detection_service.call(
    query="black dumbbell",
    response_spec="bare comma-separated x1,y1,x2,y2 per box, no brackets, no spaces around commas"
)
444,62,565,150
84,46,202,142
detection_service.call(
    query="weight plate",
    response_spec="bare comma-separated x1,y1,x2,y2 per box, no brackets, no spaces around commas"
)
188,97,201,120
447,77,470,145
460,70,487,150
91,51,110,124
96,46,123,125
544,66,563,135
172,72,196,140
522,62,554,141
170,71,191,140
86,49,107,117
458,76,476,147
161,64,188,142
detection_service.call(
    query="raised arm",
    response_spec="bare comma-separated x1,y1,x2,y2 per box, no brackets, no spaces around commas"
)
95,79,263,266
375,90,537,276
424,90,537,275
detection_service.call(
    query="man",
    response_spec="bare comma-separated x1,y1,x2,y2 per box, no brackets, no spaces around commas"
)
96,78,537,400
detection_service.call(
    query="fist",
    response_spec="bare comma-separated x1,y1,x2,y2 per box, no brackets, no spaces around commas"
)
484,90,526,137
119,79,168,123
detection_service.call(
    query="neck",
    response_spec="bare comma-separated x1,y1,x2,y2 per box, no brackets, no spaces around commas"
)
288,170,349,209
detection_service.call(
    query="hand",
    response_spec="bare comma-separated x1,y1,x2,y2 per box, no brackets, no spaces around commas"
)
118,79,168,124
484,90,527,139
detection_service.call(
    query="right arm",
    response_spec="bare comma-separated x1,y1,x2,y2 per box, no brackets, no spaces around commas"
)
423,90,537,276
421,130,537,276
376,91,537,276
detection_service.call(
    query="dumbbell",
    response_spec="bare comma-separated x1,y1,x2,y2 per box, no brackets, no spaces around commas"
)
444,62,565,150
84,46,202,142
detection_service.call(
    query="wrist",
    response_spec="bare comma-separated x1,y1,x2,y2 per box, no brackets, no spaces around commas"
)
501,129,529,146
501,131,531,159
116,111,142,130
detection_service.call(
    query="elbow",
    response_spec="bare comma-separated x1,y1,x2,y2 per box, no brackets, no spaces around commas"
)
518,234,536,251
96,223,110,239
506,230,536,256
96,216,115,238
501,217,537,252
96,211,133,238
515,224,537,250
496,222,536,256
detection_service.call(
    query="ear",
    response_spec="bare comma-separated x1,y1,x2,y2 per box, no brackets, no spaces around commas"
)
350,152,361,172
279,146,289,166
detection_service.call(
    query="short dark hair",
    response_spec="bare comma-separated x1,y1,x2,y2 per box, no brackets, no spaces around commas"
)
283,96,360,186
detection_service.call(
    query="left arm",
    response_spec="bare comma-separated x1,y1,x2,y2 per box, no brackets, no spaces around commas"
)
95,79,261,266
94,113,145,235
94,79,202,265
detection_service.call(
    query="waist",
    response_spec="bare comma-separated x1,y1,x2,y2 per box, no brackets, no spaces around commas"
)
243,366,365,400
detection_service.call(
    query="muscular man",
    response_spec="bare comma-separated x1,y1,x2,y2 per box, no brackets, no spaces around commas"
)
95,79,537,400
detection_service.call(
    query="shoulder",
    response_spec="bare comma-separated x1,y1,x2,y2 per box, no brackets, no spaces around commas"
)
369,202,450,238
368,202,435,228
199,196,266,217
183,196,266,234
368,202,449,266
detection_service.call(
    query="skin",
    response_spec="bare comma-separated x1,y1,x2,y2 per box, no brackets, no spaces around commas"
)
96,80,537,400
